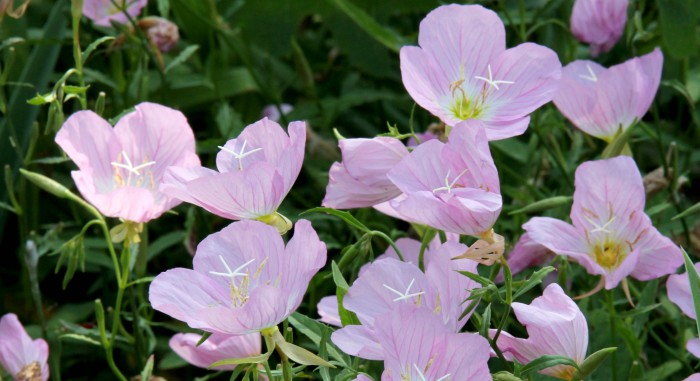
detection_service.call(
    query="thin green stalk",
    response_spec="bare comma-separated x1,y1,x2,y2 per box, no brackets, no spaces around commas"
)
606,291,618,381
418,228,437,271
369,231,404,261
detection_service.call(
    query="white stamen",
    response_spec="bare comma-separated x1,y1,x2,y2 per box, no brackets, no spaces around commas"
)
579,64,598,82
413,364,428,381
209,256,256,279
111,151,156,176
585,216,616,234
436,375,452,381
474,64,514,91
432,168,469,194
218,139,263,171
382,278,425,302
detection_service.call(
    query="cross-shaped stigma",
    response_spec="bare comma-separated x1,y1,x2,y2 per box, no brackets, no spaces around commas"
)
111,151,156,175
474,64,514,90
412,364,451,381
585,216,616,234
218,140,263,171
382,278,425,302
432,169,469,194
579,64,598,82
209,256,256,279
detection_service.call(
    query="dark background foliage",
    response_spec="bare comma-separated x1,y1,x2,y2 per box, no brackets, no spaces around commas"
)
0,0,699,379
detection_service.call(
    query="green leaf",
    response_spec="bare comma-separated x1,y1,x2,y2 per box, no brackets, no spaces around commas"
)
519,355,579,377
492,371,523,381
26,92,56,105
331,261,361,326
657,0,698,58
30,156,71,165
0,0,66,235
572,347,617,380
601,125,635,159
81,36,115,64
479,304,492,337
644,360,682,380
325,0,407,52
140,355,155,381
509,196,572,215
59,333,101,346
20,169,102,220
272,330,335,367
165,45,200,73
673,201,700,220
147,231,186,260
513,266,556,299
681,248,700,337
209,335,274,368
457,270,495,288
287,312,350,367
301,207,370,233
196,331,212,347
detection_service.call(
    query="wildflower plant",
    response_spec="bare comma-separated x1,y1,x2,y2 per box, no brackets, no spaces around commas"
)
2,0,699,380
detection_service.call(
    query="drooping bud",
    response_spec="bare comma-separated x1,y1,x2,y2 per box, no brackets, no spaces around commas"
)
138,16,179,53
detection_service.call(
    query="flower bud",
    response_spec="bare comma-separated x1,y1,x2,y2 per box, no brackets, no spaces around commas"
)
138,17,179,53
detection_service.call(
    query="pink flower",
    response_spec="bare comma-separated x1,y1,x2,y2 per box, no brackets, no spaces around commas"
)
56,102,200,222
0,313,49,381
316,236,451,328
524,156,682,289
375,306,491,381
400,4,561,140
666,263,700,358
386,120,502,236
496,232,555,283
149,219,326,334
170,332,261,370
317,296,341,327
492,283,588,380
323,137,408,209
261,104,293,122
553,49,663,141
571,0,629,56
161,118,305,223
83,0,148,27
331,240,479,360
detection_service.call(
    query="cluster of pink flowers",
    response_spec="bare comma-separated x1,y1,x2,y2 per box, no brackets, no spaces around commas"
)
6,1,692,380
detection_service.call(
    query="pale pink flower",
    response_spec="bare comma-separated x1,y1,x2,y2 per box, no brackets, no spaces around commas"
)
323,137,408,209
571,0,629,56
553,49,663,141
83,0,148,27
317,296,341,327
149,219,326,334
375,306,491,381
170,332,261,370
524,156,682,289
56,102,200,222
0,313,49,381
492,283,588,380
261,104,293,122
386,120,501,236
666,263,700,358
496,232,555,283
400,4,561,140
332,240,479,360
161,118,305,222
685,375,700,381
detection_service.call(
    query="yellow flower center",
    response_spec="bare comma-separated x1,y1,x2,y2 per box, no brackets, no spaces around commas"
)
593,240,627,269
449,92,484,120
15,361,42,381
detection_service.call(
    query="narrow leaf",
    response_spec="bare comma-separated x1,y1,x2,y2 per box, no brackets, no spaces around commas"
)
573,347,617,380
165,45,200,73
325,0,407,52
301,207,370,232
509,196,572,215
682,248,700,337
287,312,350,367
513,266,556,299
673,202,700,220
520,355,579,377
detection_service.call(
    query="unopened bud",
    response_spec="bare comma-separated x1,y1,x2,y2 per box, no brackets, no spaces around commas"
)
138,17,179,52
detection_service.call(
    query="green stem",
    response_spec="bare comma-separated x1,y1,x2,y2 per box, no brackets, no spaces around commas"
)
369,231,404,261
606,291,618,381
418,228,437,272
